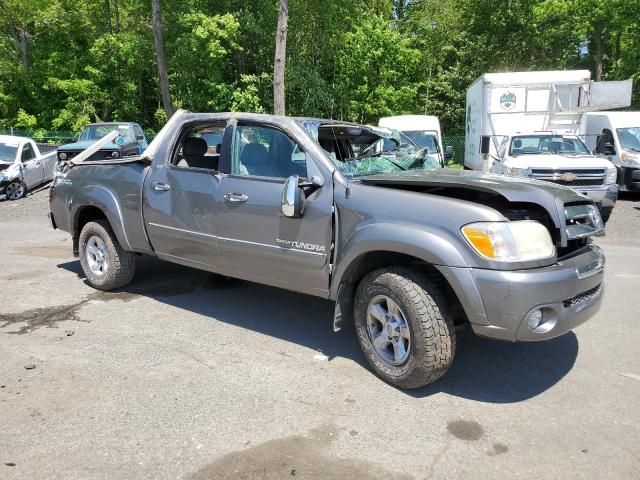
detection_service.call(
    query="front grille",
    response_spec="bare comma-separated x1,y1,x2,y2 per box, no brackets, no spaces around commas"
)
531,169,606,175
530,168,606,188
565,204,604,239
563,284,601,308
545,178,604,187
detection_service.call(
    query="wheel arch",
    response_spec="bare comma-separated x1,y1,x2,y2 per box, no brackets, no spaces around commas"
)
71,187,132,255
331,249,468,332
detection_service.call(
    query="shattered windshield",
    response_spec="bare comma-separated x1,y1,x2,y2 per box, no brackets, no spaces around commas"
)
402,130,439,153
79,124,132,141
510,135,590,156
0,143,18,162
301,121,440,178
617,127,640,152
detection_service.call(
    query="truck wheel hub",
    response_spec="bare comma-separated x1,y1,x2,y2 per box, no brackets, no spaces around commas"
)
86,235,109,277
367,295,411,366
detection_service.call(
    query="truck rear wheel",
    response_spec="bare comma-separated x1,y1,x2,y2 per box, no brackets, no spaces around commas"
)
354,267,456,389
78,220,135,291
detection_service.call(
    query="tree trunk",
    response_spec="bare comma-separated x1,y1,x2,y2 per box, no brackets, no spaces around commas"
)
273,0,288,116
151,0,174,118
17,27,29,71
593,29,603,81
112,0,120,33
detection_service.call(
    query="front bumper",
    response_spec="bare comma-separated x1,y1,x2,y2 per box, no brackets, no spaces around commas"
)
575,185,618,209
438,244,604,342
617,165,640,191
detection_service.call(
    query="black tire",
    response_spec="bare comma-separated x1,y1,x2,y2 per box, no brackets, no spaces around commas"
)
354,266,456,389
600,206,613,224
6,180,27,200
78,220,135,291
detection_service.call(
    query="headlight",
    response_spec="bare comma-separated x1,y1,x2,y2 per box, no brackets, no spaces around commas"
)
58,152,67,160
0,173,6,182
462,221,555,262
505,166,529,177
606,164,617,184
621,151,640,167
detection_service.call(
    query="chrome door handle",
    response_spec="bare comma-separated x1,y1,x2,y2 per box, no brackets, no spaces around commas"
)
152,182,170,192
224,193,248,203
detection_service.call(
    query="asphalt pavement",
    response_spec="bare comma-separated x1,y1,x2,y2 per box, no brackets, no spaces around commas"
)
0,187,639,479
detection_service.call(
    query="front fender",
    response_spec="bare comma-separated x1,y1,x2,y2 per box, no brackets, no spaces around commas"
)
329,222,473,298
70,185,133,251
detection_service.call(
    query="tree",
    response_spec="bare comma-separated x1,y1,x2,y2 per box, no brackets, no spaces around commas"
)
151,0,174,118
273,0,288,115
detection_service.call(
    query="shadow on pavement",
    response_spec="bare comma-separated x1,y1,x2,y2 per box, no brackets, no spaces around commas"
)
57,256,578,404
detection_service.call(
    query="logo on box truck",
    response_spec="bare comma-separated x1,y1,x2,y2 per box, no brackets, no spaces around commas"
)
500,91,517,110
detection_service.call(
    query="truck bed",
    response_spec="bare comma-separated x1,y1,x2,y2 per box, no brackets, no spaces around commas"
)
50,159,153,255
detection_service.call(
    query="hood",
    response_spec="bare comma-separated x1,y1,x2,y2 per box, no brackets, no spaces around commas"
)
60,140,121,151
358,168,590,243
507,153,611,169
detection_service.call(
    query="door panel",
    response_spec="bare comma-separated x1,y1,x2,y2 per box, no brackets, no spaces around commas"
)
144,166,220,267
215,175,332,295
20,143,44,188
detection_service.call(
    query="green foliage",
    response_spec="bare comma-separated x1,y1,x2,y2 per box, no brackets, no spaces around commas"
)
15,108,37,129
0,0,638,135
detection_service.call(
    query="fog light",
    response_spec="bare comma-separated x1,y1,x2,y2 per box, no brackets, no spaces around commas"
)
526,309,543,330
111,151,119,159
59,152,67,160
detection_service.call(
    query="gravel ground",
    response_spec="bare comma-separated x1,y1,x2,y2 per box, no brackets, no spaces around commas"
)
0,187,639,480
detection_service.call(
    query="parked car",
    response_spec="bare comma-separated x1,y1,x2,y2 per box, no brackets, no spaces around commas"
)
583,111,640,193
0,135,58,200
57,122,148,163
49,111,605,389
379,115,454,166
465,70,632,221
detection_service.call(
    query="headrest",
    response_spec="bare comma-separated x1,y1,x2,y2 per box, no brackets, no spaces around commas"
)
513,139,522,148
183,137,207,156
240,143,268,166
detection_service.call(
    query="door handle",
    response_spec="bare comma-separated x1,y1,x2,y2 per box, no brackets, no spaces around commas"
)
152,182,170,192
224,193,248,203
35,162,41,167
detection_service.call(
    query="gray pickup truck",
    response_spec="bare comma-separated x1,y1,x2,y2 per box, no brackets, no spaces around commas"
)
49,111,605,389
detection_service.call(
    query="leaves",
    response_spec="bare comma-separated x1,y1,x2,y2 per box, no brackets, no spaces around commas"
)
0,0,637,133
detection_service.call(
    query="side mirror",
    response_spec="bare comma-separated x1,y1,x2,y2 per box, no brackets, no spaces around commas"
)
603,143,616,156
281,175,305,218
444,145,454,159
136,134,145,141
480,135,491,155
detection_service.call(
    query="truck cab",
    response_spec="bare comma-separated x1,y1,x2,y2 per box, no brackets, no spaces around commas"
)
490,132,618,221
584,112,640,192
379,115,453,166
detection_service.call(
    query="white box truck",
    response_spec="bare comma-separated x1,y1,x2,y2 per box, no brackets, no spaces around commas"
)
583,112,640,193
465,70,632,221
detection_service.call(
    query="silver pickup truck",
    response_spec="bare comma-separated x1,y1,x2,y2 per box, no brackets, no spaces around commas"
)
49,112,605,389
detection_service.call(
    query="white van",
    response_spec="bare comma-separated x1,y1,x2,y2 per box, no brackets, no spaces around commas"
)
379,115,453,166
583,112,640,192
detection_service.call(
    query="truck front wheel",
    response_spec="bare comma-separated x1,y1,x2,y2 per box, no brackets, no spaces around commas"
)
78,220,135,291
354,267,456,389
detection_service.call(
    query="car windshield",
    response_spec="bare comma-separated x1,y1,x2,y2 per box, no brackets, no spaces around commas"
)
301,121,440,178
79,124,132,141
510,135,590,156
617,127,640,152
0,143,18,162
401,130,440,153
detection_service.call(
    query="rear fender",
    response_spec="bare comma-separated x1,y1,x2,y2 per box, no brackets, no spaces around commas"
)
70,185,132,252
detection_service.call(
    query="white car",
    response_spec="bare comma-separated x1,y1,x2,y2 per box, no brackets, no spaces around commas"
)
0,135,58,200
